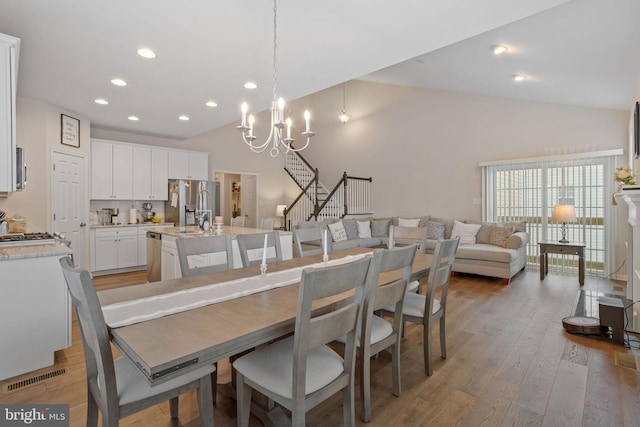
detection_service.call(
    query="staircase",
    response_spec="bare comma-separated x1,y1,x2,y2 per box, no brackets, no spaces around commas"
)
284,150,372,228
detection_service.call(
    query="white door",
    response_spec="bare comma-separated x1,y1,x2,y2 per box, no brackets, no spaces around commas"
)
52,151,87,268
241,174,257,228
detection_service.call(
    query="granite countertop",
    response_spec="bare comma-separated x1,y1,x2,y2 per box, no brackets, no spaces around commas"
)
0,242,73,261
91,222,174,229
156,225,291,238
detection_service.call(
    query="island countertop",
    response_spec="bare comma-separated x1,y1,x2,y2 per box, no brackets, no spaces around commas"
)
0,242,73,261
148,225,291,238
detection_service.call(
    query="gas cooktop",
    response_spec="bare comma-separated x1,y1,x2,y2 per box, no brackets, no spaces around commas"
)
0,232,57,247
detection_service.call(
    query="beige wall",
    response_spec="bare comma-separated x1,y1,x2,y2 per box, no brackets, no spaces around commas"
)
0,97,90,232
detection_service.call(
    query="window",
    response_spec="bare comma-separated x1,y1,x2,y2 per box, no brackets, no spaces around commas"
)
481,150,621,277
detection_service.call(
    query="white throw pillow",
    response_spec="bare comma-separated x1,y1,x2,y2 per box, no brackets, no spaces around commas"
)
450,220,481,245
328,221,348,242
398,217,420,227
357,220,372,238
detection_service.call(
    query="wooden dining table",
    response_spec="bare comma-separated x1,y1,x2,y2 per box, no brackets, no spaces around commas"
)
98,247,432,386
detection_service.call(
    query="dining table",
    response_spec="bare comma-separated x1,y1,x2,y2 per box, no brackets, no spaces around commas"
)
98,247,433,389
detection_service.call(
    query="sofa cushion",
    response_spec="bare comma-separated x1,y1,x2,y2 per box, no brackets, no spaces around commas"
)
357,220,372,238
371,219,391,237
297,220,320,229
328,221,347,242
489,224,515,247
451,220,481,245
506,231,529,249
342,218,358,240
426,221,445,240
332,239,362,250
475,222,495,244
430,217,454,239
455,244,517,263
356,237,384,247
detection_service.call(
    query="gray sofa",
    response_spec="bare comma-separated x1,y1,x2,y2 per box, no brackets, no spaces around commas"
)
295,216,529,285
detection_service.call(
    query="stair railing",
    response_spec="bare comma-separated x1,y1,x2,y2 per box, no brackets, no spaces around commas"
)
316,172,373,220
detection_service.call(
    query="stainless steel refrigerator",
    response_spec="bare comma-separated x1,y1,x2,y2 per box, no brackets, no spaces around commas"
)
165,180,220,226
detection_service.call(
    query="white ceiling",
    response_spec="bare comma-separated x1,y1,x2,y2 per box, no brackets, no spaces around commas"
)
0,0,638,140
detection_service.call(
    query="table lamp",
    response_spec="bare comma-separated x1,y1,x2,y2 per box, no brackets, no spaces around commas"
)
275,205,287,229
552,205,576,243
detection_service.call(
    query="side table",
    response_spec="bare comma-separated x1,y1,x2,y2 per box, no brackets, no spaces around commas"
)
539,240,585,285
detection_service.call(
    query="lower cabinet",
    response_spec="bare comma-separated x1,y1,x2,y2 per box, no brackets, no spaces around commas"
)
93,228,139,271
161,235,179,280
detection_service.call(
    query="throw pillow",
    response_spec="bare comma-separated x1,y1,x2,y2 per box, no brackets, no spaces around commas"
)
327,221,347,242
489,224,515,247
426,221,445,240
475,222,495,244
371,219,390,237
357,220,372,238
430,217,455,239
398,217,420,227
342,218,358,240
450,220,481,245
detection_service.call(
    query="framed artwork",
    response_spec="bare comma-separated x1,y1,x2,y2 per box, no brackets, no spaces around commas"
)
61,114,80,147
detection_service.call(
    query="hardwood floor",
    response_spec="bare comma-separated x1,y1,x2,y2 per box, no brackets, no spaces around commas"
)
2,268,639,426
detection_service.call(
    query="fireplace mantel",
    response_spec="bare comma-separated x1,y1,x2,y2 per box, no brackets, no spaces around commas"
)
615,188,640,331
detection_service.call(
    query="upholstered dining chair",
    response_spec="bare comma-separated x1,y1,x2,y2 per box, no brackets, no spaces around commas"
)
176,234,234,277
233,255,376,426
231,216,246,227
236,231,283,267
388,225,428,292
292,226,332,258
335,244,417,422
260,217,276,230
58,256,216,426
380,237,459,376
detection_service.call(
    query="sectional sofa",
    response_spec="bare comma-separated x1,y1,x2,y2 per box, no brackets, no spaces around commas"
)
295,216,529,285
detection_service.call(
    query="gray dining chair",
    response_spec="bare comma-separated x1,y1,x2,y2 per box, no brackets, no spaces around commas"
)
380,237,459,375
388,225,428,292
176,234,234,277
231,216,246,227
233,254,376,426
260,217,276,230
292,226,332,258
236,231,283,267
58,256,216,426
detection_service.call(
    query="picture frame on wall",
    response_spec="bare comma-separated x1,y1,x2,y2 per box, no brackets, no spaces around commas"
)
61,114,80,148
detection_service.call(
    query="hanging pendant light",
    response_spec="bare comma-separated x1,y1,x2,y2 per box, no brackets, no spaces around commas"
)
338,82,351,124
237,0,314,157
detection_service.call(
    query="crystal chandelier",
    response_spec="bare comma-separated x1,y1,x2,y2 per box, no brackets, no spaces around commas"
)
237,0,314,157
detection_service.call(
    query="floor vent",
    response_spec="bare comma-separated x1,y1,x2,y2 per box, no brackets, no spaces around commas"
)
614,352,640,372
2,368,67,394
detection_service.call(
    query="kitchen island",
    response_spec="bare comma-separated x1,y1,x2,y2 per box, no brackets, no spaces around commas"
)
149,225,293,280
0,242,73,380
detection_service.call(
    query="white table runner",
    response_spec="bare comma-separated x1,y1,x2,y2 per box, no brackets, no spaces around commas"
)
103,253,370,328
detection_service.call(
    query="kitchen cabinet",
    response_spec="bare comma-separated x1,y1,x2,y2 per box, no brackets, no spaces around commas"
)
132,146,169,200
91,139,133,200
168,149,209,180
161,235,179,280
93,227,138,271
0,33,19,195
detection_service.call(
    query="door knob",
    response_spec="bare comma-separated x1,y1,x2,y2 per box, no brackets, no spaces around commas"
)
80,222,87,227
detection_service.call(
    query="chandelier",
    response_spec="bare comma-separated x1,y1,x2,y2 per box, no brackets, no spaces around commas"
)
237,0,315,157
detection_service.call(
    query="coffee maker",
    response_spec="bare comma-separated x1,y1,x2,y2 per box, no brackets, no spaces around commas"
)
109,208,120,224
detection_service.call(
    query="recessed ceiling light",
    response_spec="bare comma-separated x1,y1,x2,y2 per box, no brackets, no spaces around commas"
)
205,101,218,108
513,74,527,82
128,116,139,121
244,82,257,89
137,48,156,59
492,45,508,55
178,115,190,121
94,98,109,105
111,78,127,86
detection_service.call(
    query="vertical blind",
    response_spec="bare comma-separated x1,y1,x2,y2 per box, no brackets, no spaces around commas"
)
481,151,619,277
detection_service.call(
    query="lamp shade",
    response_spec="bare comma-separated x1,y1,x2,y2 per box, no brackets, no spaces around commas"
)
275,205,287,217
551,205,576,223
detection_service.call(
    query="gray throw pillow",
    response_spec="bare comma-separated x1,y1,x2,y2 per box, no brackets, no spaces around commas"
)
475,222,496,244
342,218,358,240
371,219,390,237
489,224,515,247
426,221,445,240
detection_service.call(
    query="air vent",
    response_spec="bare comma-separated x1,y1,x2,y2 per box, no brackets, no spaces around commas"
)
2,368,67,394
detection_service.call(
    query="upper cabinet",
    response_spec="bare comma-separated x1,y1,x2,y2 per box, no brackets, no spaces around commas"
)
132,146,168,200
0,33,19,195
168,149,208,180
91,139,133,200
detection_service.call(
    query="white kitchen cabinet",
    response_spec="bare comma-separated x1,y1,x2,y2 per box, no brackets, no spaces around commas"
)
168,149,209,180
0,33,19,194
91,139,133,200
132,146,168,200
93,227,138,271
161,235,180,280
